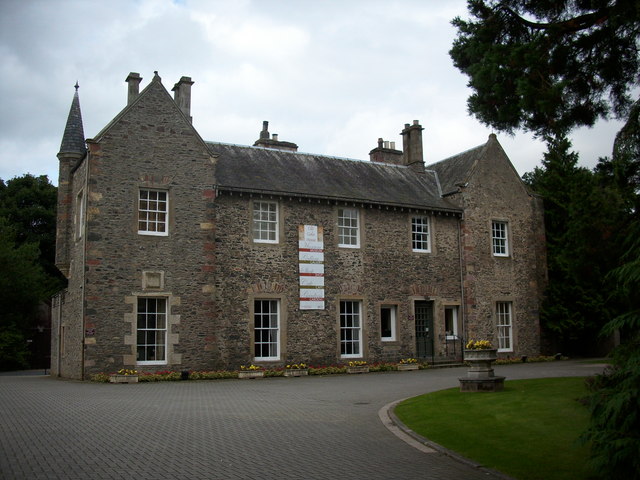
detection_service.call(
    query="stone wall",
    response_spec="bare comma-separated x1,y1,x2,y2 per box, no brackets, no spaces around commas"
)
213,193,464,368
450,137,545,357
78,78,218,376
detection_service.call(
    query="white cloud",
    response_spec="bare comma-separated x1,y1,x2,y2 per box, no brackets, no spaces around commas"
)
0,0,625,185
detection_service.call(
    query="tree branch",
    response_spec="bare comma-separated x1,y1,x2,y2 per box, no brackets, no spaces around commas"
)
497,3,610,34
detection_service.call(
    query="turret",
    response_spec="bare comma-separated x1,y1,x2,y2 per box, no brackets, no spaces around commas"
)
55,82,86,278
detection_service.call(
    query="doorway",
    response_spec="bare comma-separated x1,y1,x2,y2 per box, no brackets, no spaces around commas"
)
415,300,434,359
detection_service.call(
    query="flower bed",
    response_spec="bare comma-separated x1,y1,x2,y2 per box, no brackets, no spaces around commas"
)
90,360,430,382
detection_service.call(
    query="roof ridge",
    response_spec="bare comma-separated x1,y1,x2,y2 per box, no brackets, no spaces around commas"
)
206,141,412,169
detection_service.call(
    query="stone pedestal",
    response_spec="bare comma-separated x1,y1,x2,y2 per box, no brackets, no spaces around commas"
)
283,369,309,377
459,349,505,392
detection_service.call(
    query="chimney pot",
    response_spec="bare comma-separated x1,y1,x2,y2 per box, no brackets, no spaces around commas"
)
390,141,396,150
413,119,420,125
383,141,390,149
378,138,384,149
272,134,279,141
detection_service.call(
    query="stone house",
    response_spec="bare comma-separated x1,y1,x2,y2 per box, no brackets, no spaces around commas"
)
51,72,546,379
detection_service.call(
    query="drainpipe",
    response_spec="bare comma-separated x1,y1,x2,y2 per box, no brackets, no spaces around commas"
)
458,213,466,362
80,149,90,380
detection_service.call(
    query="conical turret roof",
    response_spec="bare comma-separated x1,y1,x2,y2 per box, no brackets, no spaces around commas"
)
59,82,86,156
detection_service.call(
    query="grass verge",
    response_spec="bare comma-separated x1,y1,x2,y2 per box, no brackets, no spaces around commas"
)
394,377,595,480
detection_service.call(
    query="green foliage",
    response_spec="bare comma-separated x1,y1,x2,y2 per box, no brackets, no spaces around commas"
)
396,378,594,480
0,174,64,290
581,223,640,479
524,137,632,353
0,218,53,370
450,0,640,137
0,327,30,371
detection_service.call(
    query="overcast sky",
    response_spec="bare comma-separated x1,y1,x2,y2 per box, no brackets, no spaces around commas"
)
0,0,624,185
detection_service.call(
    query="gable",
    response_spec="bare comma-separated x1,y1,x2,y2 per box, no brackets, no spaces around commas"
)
90,74,208,153
427,134,530,199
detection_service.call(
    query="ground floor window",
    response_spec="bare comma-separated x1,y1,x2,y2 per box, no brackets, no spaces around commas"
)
445,306,459,339
137,297,167,364
340,300,362,357
380,305,396,341
254,299,279,360
496,301,513,352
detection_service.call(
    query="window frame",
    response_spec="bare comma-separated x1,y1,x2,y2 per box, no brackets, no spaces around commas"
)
492,220,509,257
136,296,168,365
338,208,360,248
340,300,363,358
496,301,513,352
253,299,280,361
380,305,397,342
138,189,169,236
252,200,279,244
411,215,431,253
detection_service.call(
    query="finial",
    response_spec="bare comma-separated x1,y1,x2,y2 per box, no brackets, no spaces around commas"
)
74,81,79,91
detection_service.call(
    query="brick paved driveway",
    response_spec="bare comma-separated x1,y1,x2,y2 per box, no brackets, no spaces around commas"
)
0,361,605,480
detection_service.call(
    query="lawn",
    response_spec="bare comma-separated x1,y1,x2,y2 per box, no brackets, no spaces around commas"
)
394,377,595,480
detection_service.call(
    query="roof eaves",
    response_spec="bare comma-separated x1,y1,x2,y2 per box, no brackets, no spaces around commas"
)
214,184,462,215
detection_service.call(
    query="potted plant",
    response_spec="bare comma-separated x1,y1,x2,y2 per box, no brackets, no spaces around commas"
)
464,339,498,366
238,364,265,379
396,358,419,371
346,361,369,374
109,368,139,384
283,363,309,377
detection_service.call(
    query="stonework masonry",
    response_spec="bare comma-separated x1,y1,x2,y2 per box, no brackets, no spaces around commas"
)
51,72,546,379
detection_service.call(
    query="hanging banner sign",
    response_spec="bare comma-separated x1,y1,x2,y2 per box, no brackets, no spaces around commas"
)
299,225,325,310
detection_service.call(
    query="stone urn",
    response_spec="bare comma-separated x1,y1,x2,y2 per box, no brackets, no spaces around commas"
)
464,349,498,378
459,349,505,392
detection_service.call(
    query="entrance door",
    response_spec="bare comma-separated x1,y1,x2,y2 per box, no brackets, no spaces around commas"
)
415,301,434,359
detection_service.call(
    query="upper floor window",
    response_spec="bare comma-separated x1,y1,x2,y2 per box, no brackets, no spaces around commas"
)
338,208,359,248
138,189,168,236
412,216,431,252
492,220,509,256
496,301,513,352
253,201,278,243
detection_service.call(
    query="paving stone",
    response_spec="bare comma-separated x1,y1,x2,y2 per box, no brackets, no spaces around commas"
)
0,361,606,479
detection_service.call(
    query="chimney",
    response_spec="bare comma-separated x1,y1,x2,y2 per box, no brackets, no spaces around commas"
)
172,76,194,123
401,120,425,173
260,121,270,139
369,137,403,165
125,72,142,105
253,121,298,152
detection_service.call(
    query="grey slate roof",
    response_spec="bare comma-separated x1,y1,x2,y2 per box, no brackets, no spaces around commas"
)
209,142,460,213
59,85,86,155
426,140,490,196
